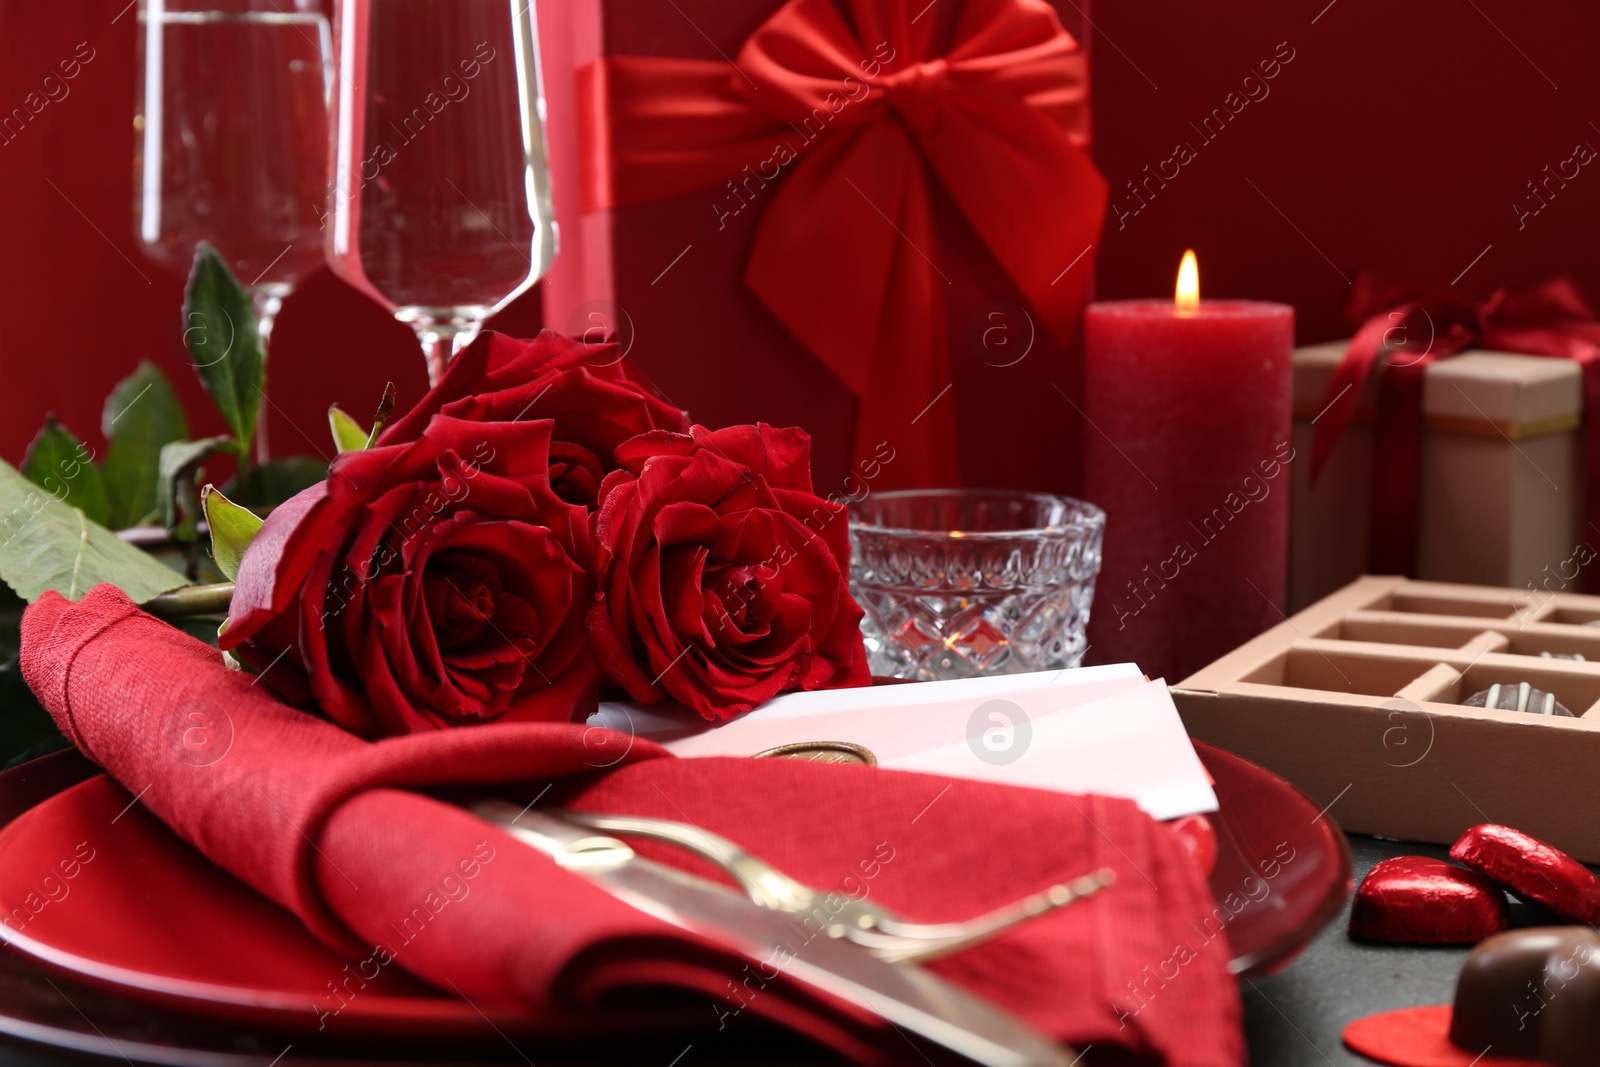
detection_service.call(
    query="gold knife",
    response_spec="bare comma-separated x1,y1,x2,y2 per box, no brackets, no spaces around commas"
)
471,800,1077,1067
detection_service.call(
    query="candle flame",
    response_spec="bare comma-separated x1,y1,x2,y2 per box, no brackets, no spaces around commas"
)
1175,249,1200,315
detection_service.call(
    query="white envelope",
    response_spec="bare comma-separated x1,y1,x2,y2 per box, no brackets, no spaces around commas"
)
588,668,1218,821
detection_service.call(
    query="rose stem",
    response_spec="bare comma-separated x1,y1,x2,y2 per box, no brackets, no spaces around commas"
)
142,583,235,618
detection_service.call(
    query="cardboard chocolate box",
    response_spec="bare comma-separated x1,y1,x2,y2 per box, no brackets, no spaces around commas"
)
1173,576,1600,862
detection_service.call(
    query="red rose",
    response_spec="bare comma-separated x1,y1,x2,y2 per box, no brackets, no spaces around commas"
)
221,416,598,737
380,330,689,507
586,424,871,720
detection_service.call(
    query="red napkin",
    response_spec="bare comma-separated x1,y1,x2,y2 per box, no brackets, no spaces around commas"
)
22,586,1242,1066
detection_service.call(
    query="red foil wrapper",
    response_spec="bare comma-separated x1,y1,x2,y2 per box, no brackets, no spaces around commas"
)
1348,856,1510,945
1450,823,1600,924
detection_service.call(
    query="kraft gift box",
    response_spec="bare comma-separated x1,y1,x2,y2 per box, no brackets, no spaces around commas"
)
1290,343,1585,611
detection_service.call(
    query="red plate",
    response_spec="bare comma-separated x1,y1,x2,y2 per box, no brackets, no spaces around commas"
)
0,771,548,1038
0,740,1348,1038
1192,739,1352,975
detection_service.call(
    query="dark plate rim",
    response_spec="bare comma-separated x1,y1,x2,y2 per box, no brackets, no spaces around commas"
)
1192,739,1354,976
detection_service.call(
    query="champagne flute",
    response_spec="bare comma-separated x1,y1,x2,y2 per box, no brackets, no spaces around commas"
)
135,0,334,459
324,0,557,385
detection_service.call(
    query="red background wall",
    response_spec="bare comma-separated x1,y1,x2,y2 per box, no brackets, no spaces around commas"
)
2,0,1597,468
1091,0,1600,341
0,0,541,465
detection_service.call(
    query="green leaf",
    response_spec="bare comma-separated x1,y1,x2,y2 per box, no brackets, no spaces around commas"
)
200,485,262,582
21,417,109,528
159,436,233,538
329,382,397,453
101,363,190,530
182,244,262,456
0,459,187,603
328,405,369,453
228,455,328,510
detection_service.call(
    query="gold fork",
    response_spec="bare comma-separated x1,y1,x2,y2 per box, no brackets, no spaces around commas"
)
556,809,1115,965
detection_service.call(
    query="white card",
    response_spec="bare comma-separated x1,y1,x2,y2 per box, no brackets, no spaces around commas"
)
588,668,1217,821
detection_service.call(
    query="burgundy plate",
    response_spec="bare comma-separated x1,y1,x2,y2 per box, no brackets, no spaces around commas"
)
0,739,1348,1044
1193,739,1353,974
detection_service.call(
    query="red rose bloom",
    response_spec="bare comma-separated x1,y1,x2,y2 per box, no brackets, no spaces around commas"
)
221,416,598,737
586,424,871,720
380,330,689,507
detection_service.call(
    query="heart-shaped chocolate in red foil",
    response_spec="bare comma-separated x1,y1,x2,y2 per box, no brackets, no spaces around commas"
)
1451,824,1600,924
1349,856,1510,944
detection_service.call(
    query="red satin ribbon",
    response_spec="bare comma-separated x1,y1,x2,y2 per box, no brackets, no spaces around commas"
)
1311,274,1600,581
578,0,1107,486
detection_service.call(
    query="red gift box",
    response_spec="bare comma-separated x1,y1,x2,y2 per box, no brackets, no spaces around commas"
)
540,0,1107,495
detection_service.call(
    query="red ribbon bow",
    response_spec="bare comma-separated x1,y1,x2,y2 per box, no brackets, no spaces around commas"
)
1311,273,1600,578
579,0,1107,486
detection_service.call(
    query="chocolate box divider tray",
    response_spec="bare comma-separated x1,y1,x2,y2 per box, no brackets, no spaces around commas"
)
1172,576,1600,862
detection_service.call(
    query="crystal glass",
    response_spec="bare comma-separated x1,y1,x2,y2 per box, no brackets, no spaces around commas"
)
324,0,556,385
849,490,1106,680
135,0,333,457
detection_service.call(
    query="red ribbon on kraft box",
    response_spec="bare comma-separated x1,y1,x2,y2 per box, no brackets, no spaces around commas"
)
574,0,1107,488
1311,274,1600,586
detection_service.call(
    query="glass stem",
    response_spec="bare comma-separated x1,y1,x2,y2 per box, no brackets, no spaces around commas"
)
248,287,286,466
413,319,482,387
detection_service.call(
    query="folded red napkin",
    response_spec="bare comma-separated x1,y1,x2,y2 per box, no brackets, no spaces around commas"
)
22,586,1242,1065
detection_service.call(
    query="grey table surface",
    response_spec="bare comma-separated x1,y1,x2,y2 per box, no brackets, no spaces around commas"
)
0,834,1506,1067
1242,835,1473,1067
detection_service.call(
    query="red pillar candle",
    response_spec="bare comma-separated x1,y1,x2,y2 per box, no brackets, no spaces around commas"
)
1083,252,1294,681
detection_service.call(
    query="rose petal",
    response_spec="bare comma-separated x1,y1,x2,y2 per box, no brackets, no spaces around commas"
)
224,482,336,646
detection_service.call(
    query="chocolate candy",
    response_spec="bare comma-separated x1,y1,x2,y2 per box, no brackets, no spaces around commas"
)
1348,856,1510,944
1448,927,1600,1066
1451,824,1600,924
1343,927,1600,1066
1461,682,1573,717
